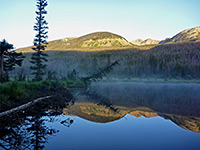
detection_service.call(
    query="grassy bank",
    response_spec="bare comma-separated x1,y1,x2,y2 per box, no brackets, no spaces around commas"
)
0,80,86,112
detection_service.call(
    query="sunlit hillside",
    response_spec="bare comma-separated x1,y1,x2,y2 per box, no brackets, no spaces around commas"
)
12,41,200,79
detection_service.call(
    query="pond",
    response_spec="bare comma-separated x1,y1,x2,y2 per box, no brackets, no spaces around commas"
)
0,81,200,150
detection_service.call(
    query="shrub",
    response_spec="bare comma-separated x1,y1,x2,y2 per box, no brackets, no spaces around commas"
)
9,82,24,99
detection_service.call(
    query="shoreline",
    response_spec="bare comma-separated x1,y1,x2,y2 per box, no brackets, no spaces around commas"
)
100,78,200,83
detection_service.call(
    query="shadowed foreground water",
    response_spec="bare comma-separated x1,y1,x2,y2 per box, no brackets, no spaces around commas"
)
0,81,200,150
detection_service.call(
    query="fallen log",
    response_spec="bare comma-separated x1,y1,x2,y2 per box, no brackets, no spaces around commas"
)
0,95,53,118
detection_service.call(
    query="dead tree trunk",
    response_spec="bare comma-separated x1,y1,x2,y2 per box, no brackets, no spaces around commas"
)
0,95,53,118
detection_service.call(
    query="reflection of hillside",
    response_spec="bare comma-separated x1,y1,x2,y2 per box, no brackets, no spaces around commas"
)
89,82,200,117
129,110,158,118
63,102,128,123
63,102,200,133
160,114,200,133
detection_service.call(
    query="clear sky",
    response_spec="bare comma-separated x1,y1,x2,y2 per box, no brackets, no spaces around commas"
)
0,0,200,48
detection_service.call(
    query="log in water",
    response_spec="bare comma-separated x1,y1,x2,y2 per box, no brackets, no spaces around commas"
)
0,95,53,117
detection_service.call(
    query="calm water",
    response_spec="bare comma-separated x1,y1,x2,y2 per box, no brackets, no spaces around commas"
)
0,81,200,150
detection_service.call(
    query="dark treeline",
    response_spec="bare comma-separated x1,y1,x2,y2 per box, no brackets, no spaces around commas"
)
12,42,200,80
128,42,200,79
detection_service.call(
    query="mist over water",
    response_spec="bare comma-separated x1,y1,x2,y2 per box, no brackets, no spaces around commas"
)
1,81,200,149
47,81,200,149
87,81,200,116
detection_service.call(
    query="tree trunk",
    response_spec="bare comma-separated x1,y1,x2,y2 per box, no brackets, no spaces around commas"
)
0,52,4,76
0,95,53,117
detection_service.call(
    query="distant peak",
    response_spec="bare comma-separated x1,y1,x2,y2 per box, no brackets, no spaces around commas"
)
131,38,159,46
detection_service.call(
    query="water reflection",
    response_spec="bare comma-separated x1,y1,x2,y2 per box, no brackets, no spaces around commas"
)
0,81,200,150
65,82,200,132
0,90,74,150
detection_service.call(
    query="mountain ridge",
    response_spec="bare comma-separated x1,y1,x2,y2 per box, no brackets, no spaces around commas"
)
17,32,133,52
16,26,200,52
159,26,200,44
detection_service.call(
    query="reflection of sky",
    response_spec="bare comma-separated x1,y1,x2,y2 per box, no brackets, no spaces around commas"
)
0,0,200,48
45,114,200,149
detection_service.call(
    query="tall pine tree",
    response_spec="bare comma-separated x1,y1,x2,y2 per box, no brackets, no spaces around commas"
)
0,39,24,82
0,39,13,76
30,0,48,81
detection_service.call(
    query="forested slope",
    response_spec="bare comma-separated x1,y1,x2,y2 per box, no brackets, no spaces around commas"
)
11,42,200,80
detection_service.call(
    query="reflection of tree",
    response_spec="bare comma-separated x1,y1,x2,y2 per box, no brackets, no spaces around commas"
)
82,89,119,113
0,115,56,150
0,91,74,150
60,118,74,128
28,116,57,150
82,83,200,132
89,82,200,117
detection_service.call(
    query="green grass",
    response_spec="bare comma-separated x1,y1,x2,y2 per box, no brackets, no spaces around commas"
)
0,80,86,103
